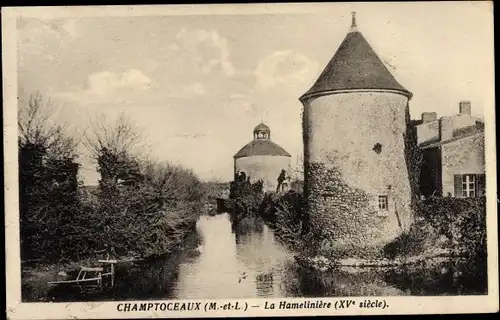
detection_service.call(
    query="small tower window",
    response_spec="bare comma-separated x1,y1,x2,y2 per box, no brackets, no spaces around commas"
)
373,143,382,154
378,195,388,210
253,122,271,140
255,131,268,139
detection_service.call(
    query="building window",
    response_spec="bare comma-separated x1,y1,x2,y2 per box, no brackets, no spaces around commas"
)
378,196,388,210
462,174,476,198
454,174,485,198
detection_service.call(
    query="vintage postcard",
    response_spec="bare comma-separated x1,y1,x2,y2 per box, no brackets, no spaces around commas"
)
3,2,498,319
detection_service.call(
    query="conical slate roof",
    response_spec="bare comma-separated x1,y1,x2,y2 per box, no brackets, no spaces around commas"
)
234,140,291,159
300,17,411,101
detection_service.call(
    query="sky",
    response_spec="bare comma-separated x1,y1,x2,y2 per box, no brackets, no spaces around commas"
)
16,2,494,185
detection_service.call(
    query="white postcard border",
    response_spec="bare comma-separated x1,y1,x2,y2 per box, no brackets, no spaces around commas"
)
3,3,499,319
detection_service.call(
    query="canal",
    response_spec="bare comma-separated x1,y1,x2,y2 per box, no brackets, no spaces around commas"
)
47,212,487,301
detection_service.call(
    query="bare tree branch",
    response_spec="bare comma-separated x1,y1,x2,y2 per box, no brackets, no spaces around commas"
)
83,112,143,161
18,92,78,159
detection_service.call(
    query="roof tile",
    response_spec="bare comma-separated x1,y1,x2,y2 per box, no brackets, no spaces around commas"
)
234,140,291,159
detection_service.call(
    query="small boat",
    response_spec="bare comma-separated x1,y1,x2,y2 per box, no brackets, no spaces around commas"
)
48,260,117,293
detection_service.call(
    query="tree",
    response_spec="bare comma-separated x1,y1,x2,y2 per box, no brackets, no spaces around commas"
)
18,93,77,160
83,113,144,193
18,92,81,261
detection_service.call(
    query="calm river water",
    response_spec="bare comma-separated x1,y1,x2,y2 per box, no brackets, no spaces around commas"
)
46,212,487,301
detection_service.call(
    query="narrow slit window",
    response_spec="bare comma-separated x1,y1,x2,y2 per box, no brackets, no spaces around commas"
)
378,196,388,210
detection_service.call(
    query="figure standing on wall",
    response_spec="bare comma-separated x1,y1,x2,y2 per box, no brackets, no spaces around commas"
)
277,169,286,192
239,171,246,182
282,174,290,192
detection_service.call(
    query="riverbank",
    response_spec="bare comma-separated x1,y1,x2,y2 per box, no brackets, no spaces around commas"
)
21,200,215,302
225,179,487,295
22,211,487,301
21,258,138,302
294,249,454,271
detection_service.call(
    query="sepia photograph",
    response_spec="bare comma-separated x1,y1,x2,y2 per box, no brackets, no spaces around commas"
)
3,2,498,318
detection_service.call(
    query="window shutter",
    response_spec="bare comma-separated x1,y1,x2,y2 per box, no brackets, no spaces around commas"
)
476,174,486,197
375,195,383,212
454,175,463,198
371,195,378,211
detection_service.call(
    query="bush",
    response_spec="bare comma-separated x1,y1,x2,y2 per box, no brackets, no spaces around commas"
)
258,190,311,251
228,179,264,223
76,113,207,260
18,94,83,263
19,99,206,263
383,196,486,261
383,219,441,260
417,196,486,258
84,161,205,260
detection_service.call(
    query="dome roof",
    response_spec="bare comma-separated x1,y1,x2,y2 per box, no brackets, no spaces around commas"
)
300,15,412,101
253,122,270,133
234,139,291,159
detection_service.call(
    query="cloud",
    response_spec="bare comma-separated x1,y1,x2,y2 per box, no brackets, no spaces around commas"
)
173,28,235,78
18,18,80,74
87,69,151,95
54,69,152,103
255,50,318,89
229,93,251,100
181,83,207,96
18,19,65,65
173,133,207,139
61,19,78,38
18,18,79,43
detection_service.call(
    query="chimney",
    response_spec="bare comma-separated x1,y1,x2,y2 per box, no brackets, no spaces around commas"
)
440,116,453,141
459,100,471,115
421,112,437,123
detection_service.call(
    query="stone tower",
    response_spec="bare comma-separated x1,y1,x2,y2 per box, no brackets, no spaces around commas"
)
234,123,291,192
299,13,414,254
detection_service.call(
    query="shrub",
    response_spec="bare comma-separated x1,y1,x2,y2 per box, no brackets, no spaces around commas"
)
383,218,440,260
85,161,205,260
383,196,486,261
258,190,311,251
18,93,83,263
19,100,206,263
228,179,264,223
416,196,486,258
76,114,206,260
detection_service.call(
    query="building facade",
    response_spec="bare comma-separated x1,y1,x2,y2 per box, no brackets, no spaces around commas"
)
299,13,414,250
234,123,291,192
417,101,485,198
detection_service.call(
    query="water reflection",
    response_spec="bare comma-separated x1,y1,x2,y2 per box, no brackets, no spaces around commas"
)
232,215,291,297
384,258,488,296
173,213,249,299
256,272,274,297
45,212,487,301
281,263,405,297
170,213,293,298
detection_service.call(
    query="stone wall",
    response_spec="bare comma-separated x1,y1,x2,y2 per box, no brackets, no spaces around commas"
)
305,162,402,258
301,91,413,256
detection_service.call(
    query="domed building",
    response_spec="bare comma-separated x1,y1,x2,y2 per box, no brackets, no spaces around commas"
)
234,123,291,192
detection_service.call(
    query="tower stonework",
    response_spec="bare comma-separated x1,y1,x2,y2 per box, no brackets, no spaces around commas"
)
300,14,414,255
